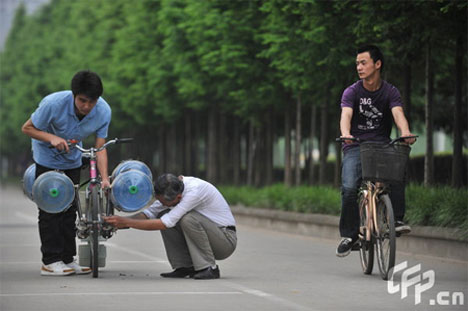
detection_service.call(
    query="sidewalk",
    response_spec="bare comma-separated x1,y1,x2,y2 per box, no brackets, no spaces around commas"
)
231,205,468,262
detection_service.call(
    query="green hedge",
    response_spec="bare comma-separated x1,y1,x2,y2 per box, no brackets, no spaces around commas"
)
219,184,468,236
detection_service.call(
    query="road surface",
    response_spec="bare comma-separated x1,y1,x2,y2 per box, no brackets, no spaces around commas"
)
1,184,466,311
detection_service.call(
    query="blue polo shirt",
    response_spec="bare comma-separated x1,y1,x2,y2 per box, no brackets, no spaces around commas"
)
30,91,111,169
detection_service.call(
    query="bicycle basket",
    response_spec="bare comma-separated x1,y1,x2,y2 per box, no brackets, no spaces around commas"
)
360,142,411,183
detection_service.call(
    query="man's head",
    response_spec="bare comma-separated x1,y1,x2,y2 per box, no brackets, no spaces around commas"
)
154,173,184,207
356,45,384,80
71,70,103,100
71,70,103,116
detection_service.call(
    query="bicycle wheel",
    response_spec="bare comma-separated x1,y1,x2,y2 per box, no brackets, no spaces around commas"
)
375,194,396,280
358,191,374,275
90,186,100,278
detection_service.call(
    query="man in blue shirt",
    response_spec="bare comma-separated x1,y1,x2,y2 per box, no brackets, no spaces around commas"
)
22,70,111,276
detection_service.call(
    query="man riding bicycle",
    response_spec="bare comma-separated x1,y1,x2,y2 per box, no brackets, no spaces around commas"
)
336,45,416,257
21,70,112,275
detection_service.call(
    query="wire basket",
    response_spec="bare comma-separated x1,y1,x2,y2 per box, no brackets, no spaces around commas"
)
360,142,411,183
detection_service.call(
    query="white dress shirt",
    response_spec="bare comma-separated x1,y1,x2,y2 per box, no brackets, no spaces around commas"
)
143,176,236,228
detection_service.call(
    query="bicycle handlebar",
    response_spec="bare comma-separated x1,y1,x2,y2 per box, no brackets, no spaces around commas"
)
335,135,418,145
50,137,134,157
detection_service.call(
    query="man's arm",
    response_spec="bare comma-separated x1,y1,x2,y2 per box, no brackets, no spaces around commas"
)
104,213,167,231
21,119,69,152
391,106,416,144
340,107,354,144
95,137,110,188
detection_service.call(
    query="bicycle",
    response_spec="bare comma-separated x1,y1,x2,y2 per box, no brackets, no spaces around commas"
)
52,138,133,278
336,135,417,280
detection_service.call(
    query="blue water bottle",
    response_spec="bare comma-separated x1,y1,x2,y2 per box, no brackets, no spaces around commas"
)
32,171,75,213
111,160,153,181
111,169,154,212
22,164,36,200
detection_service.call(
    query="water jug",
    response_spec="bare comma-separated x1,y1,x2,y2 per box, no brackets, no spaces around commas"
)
32,171,75,213
22,164,36,200
111,160,153,181
78,243,106,267
111,169,154,212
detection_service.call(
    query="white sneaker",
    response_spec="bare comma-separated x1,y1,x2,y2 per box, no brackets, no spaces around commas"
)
66,260,92,275
41,261,75,276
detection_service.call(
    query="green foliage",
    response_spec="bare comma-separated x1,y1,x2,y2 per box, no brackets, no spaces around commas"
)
0,0,465,180
219,184,341,215
405,184,468,236
220,184,468,234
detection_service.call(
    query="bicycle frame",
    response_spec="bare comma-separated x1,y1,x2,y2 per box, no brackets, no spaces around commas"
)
362,181,387,241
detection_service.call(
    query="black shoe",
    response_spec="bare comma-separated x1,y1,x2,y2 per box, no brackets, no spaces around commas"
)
193,265,220,280
336,238,356,257
395,221,411,235
160,267,195,278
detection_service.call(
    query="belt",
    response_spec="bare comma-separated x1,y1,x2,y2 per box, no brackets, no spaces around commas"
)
226,226,236,232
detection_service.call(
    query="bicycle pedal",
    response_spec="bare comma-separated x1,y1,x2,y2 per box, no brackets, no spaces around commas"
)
351,243,361,251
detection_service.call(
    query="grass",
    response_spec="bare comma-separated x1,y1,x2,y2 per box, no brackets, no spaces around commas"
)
219,183,467,237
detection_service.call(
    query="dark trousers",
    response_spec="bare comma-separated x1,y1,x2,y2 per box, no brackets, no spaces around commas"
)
339,147,406,240
35,163,81,265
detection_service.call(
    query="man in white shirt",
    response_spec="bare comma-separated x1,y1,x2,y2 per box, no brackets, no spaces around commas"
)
104,173,237,279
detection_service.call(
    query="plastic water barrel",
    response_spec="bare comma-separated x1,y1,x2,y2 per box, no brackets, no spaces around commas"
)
111,169,154,212
22,164,36,200
111,160,153,181
32,171,75,213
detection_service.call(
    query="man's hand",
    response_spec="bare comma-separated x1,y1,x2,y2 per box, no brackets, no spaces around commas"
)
50,136,70,152
340,134,355,145
101,178,111,189
103,215,128,229
401,132,417,145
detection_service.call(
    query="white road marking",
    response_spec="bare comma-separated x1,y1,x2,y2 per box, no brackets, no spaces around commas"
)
0,291,242,297
222,281,316,311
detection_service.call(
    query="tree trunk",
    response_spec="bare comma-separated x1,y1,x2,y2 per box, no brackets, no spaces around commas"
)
254,125,263,187
295,94,302,186
452,34,464,188
206,106,217,183
218,112,227,184
184,112,192,175
247,120,256,186
265,110,274,186
403,63,412,125
169,123,178,173
192,112,200,178
319,94,330,185
424,43,434,186
232,117,241,185
308,105,317,185
158,125,166,173
284,108,292,187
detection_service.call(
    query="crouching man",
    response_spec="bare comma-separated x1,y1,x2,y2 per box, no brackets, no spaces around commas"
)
104,173,237,280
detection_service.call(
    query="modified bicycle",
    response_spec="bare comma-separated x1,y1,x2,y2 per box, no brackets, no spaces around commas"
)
23,138,154,278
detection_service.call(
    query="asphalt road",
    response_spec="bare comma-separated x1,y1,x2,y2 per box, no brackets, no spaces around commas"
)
1,184,467,311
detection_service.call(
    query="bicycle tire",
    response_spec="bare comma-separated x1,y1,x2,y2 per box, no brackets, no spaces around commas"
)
358,191,374,275
90,186,100,278
375,194,396,280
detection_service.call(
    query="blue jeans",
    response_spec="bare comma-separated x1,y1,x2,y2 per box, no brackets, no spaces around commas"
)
339,146,406,239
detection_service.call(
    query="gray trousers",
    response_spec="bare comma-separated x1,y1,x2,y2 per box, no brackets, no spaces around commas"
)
158,210,237,271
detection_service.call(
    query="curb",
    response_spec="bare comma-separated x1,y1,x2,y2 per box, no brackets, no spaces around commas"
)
231,205,468,262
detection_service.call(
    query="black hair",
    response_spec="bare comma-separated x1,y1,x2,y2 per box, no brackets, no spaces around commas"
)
71,70,103,100
154,173,185,201
357,45,384,72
